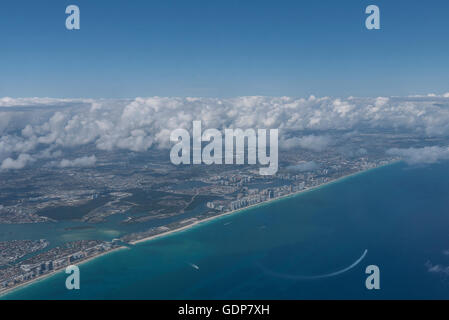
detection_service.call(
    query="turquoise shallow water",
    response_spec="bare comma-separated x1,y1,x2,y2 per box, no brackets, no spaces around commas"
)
3,162,449,299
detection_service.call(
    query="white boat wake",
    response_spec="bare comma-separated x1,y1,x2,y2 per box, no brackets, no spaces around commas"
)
260,249,368,280
189,263,200,270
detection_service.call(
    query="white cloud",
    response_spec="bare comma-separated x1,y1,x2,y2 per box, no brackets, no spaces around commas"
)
425,261,449,276
0,95,449,169
281,135,332,152
58,156,97,168
387,146,449,165
0,154,34,170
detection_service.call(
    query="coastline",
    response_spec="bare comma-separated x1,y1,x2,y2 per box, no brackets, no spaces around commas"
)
130,161,397,246
0,161,398,298
130,161,400,245
0,246,129,298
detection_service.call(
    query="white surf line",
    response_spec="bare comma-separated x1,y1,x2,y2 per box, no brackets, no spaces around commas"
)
260,249,368,280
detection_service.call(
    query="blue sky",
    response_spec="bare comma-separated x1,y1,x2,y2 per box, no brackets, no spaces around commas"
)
0,0,448,98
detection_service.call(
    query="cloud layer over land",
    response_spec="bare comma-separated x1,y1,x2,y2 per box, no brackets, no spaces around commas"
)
387,146,449,165
1,95,449,170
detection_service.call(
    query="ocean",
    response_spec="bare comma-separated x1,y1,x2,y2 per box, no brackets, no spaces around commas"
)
3,162,449,299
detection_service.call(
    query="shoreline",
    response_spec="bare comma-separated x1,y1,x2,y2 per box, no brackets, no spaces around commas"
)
0,246,129,298
131,162,396,246
0,161,398,298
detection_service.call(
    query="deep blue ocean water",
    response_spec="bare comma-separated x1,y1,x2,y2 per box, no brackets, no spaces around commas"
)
3,162,449,299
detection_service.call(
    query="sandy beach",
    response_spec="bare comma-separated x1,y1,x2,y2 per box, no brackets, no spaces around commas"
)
0,162,396,298
0,246,129,298
131,163,394,245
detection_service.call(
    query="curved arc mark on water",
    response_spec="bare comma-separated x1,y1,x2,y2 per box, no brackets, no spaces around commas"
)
260,249,368,280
